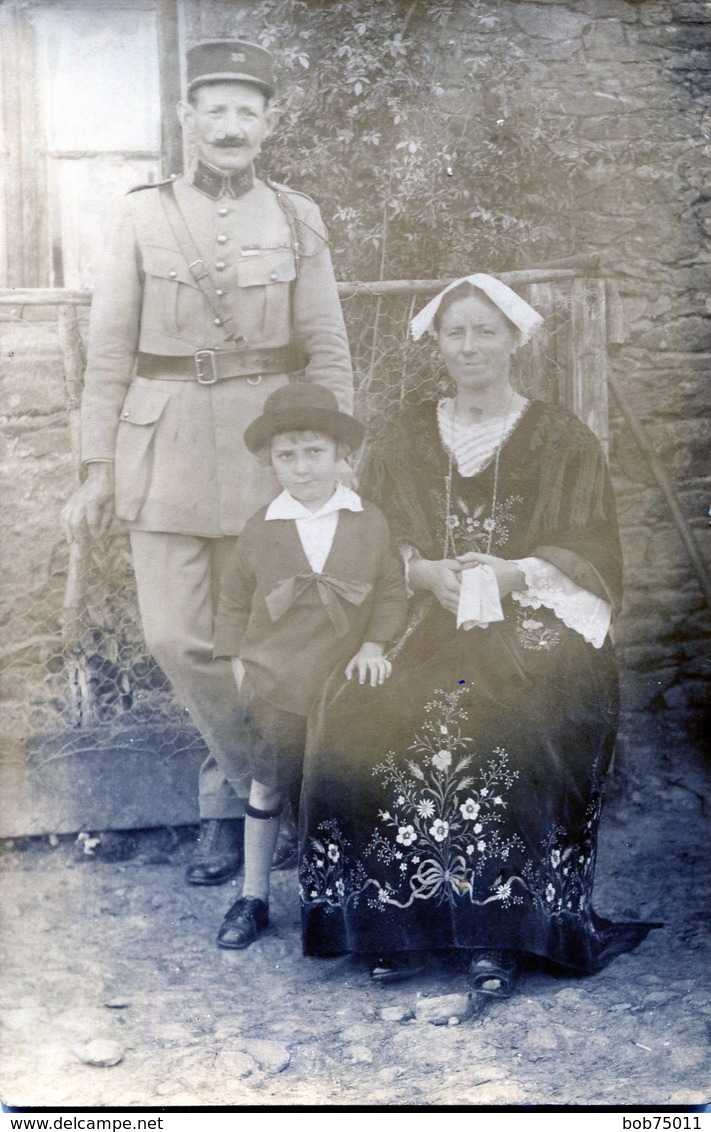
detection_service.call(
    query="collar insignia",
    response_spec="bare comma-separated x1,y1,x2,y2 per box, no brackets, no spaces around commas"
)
191,161,255,200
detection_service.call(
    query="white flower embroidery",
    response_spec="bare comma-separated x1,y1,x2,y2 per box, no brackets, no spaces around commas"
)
417,799,436,819
327,843,340,863
459,797,481,820
432,749,452,771
396,824,417,847
477,840,486,852
429,819,450,842
546,883,556,903
550,849,561,868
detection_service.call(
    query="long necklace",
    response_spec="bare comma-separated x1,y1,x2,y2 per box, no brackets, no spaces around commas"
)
442,390,518,559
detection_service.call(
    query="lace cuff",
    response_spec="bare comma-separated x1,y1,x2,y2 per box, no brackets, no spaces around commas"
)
511,557,612,648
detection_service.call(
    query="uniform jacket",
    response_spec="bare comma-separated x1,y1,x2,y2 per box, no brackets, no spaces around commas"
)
80,173,354,536
213,502,408,716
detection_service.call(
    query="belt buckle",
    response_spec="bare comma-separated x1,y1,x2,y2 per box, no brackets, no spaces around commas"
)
195,349,218,385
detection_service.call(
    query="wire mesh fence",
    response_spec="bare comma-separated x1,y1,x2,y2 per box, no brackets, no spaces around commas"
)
0,269,617,789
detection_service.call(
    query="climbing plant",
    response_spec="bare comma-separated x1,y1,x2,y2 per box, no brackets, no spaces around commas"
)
193,0,589,280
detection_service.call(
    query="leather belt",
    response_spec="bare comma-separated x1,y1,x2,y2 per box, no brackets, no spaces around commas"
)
136,345,307,385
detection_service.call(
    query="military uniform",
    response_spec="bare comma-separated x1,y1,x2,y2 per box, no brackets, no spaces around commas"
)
80,164,353,820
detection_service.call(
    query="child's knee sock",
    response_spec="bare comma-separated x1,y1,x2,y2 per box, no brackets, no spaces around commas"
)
243,801,283,903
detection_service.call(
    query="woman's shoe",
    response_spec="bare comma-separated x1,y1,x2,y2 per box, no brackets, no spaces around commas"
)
216,896,269,950
369,953,425,983
467,949,518,998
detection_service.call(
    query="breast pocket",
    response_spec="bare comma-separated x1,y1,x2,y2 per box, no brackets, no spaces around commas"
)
236,247,296,339
141,244,199,337
114,384,172,522
236,247,296,289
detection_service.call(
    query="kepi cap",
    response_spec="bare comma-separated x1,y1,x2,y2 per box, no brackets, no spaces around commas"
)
186,40,275,98
244,383,365,455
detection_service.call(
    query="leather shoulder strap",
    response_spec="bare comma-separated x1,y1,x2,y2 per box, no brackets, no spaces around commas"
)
158,184,242,342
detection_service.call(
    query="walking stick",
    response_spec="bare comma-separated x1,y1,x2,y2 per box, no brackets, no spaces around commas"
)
57,303,101,726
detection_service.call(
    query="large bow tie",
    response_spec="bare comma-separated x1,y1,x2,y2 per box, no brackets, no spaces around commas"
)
265,573,373,637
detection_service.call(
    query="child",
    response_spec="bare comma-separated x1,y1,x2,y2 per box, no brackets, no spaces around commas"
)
212,382,407,950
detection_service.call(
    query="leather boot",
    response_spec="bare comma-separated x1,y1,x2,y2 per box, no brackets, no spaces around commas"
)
185,818,244,886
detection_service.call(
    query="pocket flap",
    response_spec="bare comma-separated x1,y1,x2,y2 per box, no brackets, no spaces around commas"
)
141,244,197,287
119,384,171,425
237,248,296,289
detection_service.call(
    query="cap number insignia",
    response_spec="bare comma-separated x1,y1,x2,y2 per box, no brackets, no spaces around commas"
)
230,52,246,63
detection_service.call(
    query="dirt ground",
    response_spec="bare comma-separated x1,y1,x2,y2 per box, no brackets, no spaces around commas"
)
1,739,710,1111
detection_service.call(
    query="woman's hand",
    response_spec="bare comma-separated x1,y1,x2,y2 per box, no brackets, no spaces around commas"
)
409,556,463,614
456,552,526,598
345,642,393,687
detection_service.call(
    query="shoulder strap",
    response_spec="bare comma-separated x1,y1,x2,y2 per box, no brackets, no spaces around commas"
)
128,176,176,194
158,183,243,342
265,178,301,276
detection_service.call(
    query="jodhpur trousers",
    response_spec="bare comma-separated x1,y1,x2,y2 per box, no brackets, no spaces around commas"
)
130,530,250,819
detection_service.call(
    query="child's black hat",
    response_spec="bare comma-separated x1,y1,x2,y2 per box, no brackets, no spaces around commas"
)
243,383,364,454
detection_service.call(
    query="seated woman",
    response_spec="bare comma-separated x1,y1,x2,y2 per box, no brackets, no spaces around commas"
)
299,273,658,996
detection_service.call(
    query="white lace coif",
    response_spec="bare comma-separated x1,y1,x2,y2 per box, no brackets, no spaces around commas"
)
410,273,544,347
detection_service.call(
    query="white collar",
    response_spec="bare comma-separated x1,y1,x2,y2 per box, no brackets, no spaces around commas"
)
265,483,363,521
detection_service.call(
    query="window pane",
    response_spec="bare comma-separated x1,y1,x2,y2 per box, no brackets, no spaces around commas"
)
35,6,160,153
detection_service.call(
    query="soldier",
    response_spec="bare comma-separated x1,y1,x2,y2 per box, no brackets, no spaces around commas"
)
61,40,354,885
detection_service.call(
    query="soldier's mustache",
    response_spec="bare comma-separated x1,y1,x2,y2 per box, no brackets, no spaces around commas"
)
214,137,247,147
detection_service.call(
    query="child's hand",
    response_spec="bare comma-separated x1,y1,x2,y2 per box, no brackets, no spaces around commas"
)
345,642,392,687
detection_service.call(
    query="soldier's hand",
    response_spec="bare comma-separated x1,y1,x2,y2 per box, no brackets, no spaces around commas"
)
61,463,115,542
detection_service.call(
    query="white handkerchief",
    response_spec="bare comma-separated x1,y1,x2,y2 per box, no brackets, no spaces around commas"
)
457,565,505,631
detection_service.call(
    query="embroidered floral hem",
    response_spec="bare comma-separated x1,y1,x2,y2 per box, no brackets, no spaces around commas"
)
298,399,659,973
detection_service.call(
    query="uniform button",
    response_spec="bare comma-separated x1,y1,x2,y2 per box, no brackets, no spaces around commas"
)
269,272,279,282
214,317,222,326
217,207,228,217
215,288,225,296
169,270,178,278
122,410,130,418
216,234,227,244
215,261,226,271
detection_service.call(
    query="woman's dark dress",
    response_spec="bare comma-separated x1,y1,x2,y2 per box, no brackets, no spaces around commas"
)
300,399,656,973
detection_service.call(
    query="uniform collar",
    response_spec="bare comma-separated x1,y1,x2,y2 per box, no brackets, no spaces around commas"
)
190,160,255,200
265,484,363,521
